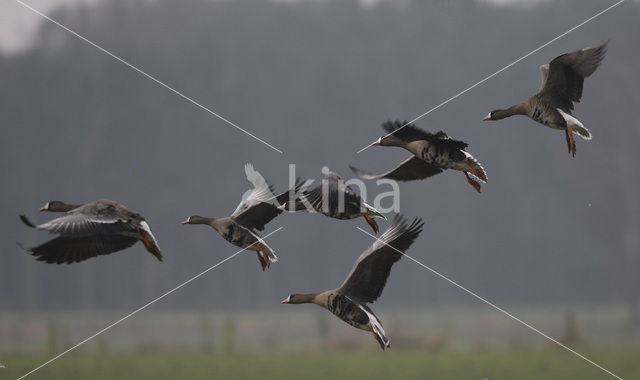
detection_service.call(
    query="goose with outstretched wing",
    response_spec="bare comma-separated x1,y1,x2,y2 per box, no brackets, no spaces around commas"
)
483,43,607,157
19,199,162,264
351,120,487,192
278,169,385,233
183,163,303,271
282,214,423,349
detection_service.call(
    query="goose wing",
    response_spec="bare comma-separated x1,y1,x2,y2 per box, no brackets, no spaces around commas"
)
339,215,423,303
538,43,606,112
382,120,468,150
232,167,304,231
233,179,304,231
539,64,550,92
20,201,140,237
21,235,138,264
350,156,443,181
300,171,362,214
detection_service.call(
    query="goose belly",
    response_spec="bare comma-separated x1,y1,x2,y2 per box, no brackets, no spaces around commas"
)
420,145,464,167
311,199,363,220
530,106,565,130
328,294,370,330
325,203,363,220
221,224,255,249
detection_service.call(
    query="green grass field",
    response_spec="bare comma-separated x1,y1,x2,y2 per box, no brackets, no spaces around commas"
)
3,349,639,380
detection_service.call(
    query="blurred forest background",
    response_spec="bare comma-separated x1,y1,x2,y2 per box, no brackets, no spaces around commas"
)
1,0,639,368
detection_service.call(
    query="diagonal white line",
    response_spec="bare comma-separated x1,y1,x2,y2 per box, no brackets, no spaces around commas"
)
17,227,284,380
13,0,284,154
356,0,625,154
356,227,623,380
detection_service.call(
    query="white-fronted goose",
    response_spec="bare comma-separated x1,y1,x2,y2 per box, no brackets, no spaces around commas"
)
351,120,487,193
19,199,162,263
483,43,607,157
282,214,423,349
278,169,385,233
183,163,303,271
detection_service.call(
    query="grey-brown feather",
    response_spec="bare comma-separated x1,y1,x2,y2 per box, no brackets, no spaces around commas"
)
538,43,606,112
22,235,138,264
299,171,365,219
383,120,468,150
339,215,423,303
350,156,443,181
233,178,304,231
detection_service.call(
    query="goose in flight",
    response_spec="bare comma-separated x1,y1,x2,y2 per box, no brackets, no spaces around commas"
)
19,199,162,263
183,163,303,271
351,120,487,192
278,169,385,233
282,214,423,349
483,43,607,157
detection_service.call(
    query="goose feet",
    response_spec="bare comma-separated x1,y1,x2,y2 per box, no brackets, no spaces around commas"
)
361,213,379,234
464,172,481,193
256,243,270,271
565,128,576,157
465,159,486,182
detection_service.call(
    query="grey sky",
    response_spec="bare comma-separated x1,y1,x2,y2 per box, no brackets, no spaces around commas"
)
0,0,555,53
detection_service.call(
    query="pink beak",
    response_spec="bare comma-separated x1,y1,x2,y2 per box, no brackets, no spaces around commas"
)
181,218,190,224
39,206,47,211
482,113,491,121
277,203,287,211
281,296,290,304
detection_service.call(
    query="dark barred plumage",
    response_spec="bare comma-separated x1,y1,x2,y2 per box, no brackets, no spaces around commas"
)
327,293,370,328
382,120,468,151
353,121,487,192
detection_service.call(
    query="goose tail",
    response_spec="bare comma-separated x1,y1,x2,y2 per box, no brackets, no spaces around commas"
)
261,240,278,263
573,125,592,140
464,152,488,183
139,221,163,261
369,321,390,350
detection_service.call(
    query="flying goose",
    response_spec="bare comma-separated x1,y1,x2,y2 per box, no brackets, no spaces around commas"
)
282,214,423,349
351,120,487,193
183,164,303,271
483,43,607,157
19,199,162,263
278,169,385,233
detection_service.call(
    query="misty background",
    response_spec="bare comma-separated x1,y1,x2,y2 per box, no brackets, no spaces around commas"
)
1,0,638,339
